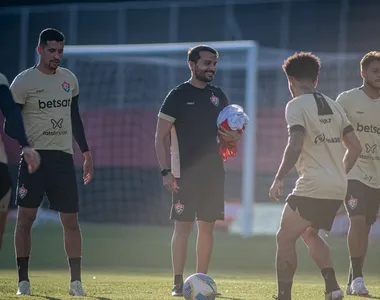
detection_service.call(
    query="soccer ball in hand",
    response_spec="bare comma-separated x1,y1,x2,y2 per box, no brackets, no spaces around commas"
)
183,273,218,300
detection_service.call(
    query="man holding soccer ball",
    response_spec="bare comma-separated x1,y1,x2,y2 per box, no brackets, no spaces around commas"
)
155,45,240,297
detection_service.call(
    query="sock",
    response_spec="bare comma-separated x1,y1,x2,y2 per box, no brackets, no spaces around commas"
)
17,257,30,283
174,275,183,285
321,267,340,293
347,266,353,286
277,281,292,300
68,257,82,282
350,257,363,280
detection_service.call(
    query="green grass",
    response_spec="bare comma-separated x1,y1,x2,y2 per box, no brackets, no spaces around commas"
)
0,221,379,299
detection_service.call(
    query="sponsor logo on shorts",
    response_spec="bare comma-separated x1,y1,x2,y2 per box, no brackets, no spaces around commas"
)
18,185,27,199
174,200,184,215
347,196,358,210
43,118,67,136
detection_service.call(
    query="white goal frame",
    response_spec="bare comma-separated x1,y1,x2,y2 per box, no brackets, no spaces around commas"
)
40,41,258,237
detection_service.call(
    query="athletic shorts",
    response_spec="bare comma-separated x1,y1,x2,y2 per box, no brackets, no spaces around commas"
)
170,155,225,222
286,195,342,232
344,179,380,226
16,150,79,213
0,163,12,212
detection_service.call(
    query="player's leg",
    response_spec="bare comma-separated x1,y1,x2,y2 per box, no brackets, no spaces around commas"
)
196,166,225,275
275,200,311,300
344,180,370,296
300,199,343,299
0,162,12,251
14,154,45,295
44,151,85,296
169,177,197,297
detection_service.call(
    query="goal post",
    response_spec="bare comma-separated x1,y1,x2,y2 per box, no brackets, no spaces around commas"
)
36,41,259,237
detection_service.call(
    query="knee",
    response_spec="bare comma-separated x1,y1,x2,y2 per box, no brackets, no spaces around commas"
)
276,226,301,249
301,228,320,245
349,215,366,228
197,221,214,237
16,211,36,229
60,213,80,231
174,221,194,237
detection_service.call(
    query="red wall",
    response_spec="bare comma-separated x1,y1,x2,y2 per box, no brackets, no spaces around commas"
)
1,109,287,172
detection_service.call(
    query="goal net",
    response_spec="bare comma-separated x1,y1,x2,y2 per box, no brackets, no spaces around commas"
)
34,41,364,237
41,41,257,236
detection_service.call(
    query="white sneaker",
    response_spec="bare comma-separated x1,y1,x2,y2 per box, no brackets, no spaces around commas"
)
325,289,344,300
69,280,86,296
351,277,370,297
16,280,30,295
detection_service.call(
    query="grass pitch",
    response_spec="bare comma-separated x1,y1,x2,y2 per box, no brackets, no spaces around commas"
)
0,221,379,299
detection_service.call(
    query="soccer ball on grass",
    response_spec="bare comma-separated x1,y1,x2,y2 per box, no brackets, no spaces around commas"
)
183,273,218,300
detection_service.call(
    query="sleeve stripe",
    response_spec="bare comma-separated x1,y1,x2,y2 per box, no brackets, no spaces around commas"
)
288,124,305,133
343,125,354,136
158,112,175,122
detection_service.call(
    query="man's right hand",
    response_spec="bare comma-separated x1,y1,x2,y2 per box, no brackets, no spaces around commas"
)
22,147,40,174
163,173,179,193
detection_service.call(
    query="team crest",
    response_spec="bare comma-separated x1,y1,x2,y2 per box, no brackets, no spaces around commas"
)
210,94,219,106
347,196,358,210
62,81,70,92
174,200,184,215
18,185,28,199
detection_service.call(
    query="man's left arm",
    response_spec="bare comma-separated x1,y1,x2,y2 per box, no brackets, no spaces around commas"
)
71,77,93,184
269,101,305,202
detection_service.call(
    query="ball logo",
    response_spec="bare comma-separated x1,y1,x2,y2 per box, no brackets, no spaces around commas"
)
62,81,70,92
174,200,184,215
210,94,219,106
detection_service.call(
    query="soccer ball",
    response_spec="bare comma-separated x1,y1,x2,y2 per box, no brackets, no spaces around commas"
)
183,273,218,300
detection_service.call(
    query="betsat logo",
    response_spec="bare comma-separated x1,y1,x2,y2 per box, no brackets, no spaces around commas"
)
356,122,380,135
38,99,71,109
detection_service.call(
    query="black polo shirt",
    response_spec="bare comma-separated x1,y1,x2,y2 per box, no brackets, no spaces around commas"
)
158,81,228,175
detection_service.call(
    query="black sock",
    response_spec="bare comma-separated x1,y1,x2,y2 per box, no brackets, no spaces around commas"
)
347,266,353,286
350,257,363,280
68,257,81,282
321,267,340,293
277,281,292,300
17,257,30,283
174,275,183,285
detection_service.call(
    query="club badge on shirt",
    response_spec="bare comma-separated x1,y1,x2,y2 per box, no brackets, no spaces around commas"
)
210,94,219,106
62,81,70,92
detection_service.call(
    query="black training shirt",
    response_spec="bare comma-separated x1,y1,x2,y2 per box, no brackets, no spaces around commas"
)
158,82,228,175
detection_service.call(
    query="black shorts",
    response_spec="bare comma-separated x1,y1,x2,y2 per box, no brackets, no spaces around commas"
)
0,163,12,211
345,179,380,226
16,150,79,213
170,158,225,222
286,195,342,232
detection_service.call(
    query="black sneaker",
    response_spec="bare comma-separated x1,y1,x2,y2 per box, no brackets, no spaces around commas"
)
172,284,183,297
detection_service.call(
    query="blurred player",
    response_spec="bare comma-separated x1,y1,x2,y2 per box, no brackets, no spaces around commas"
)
269,52,362,300
6,28,93,296
0,72,40,251
155,45,240,297
336,51,380,297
